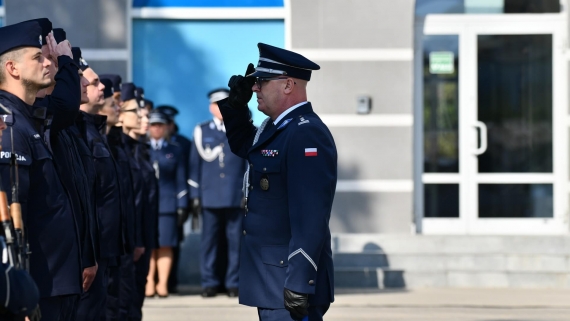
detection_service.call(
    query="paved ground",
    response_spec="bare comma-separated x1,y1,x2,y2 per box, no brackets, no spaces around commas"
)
142,288,570,320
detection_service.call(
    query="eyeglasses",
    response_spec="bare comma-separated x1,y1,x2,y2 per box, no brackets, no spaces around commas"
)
255,77,295,90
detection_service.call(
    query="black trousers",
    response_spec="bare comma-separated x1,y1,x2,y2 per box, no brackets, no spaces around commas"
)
76,258,110,321
128,250,152,321
257,305,330,321
38,295,80,321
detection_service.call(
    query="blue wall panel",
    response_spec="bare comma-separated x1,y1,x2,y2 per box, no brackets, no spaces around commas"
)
133,19,284,138
133,0,283,7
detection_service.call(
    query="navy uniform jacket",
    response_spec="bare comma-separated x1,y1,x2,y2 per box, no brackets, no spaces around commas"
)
171,133,191,200
149,140,188,214
135,140,159,250
219,100,337,309
34,55,97,270
107,127,136,253
0,90,82,298
190,120,246,208
80,112,124,259
124,135,153,249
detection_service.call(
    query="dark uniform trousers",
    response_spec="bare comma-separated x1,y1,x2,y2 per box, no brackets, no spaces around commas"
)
76,258,109,321
200,207,243,288
39,295,80,321
257,305,329,321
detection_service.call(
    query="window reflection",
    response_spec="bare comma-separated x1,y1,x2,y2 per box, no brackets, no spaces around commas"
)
423,35,459,173
424,184,460,218
415,0,560,16
479,184,553,218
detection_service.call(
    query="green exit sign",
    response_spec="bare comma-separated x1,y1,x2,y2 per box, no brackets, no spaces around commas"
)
429,52,455,74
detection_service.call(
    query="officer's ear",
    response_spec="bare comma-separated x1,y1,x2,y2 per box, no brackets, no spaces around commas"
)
283,78,296,94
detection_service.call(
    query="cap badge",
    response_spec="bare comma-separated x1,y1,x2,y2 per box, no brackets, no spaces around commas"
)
111,87,114,94
80,58,88,66
139,100,144,108
39,35,42,46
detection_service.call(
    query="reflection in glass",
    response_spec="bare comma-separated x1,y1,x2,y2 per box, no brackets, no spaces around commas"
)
423,35,459,173
478,35,552,173
424,184,459,218
415,0,560,16
479,184,553,218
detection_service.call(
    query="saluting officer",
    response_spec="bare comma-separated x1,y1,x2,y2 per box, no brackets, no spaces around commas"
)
190,88,246,298
0,20,83,321
146,111,188,297
218,43,337,321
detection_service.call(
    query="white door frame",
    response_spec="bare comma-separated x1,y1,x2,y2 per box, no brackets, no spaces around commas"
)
421,14,568,235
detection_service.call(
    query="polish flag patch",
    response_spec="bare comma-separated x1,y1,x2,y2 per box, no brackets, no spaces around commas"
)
305,148,317,157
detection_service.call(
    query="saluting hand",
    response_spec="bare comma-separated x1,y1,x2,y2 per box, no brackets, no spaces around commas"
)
46,32,72,60
227,63,256,109
82,263,98,292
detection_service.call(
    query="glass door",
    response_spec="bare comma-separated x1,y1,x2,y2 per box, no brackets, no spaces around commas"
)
421,14,567,234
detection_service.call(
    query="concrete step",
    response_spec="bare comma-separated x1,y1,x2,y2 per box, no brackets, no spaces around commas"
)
332,234,570,255
334,267,405,289
333,252,389,268
403,271,570,289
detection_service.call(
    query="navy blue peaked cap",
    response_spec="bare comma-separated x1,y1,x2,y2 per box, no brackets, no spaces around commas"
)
155,105,178,121
53,28,66,43
247,43,320,81
135,87,145,108
0,21,43,56
144,99,154,109
100,74,122,93
22,18,52,46
121,82,138,102
148,111,169,124
71,47,89,71
101,78,114,99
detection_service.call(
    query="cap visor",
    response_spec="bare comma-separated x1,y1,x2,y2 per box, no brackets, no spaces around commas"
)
247,70,277,78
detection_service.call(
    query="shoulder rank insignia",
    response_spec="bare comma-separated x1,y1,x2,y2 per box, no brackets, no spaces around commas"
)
298,115,310,125
277,118,293,130
261,150,278,157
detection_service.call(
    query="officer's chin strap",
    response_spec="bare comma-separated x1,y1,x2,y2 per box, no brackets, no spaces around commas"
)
193,125,224,162
243,117,271,199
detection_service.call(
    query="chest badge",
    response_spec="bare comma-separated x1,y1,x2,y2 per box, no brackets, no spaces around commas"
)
261,150,278,157
260,175,270,191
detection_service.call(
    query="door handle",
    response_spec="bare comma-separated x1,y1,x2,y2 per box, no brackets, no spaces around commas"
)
473,121,488,155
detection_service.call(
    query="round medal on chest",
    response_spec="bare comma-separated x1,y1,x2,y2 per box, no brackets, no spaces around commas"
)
260,176,270,191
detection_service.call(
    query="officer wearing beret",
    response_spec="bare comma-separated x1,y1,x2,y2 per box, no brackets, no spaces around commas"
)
146,110,188,297
190,88,247,298
0,20,83,321
100,73,123,107
218,43,337,321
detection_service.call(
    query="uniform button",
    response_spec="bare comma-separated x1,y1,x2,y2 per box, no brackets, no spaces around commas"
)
243,230,246,235
249,185,253,191
280,260,284,265
250,163,254,168
220,173,225,178
220,163,225,168
308,280,314,285
263,167,267,172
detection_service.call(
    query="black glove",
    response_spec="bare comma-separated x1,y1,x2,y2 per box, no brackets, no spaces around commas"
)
190,198,201,232
284,288,309,320
177,207,189,226
227,63,256,109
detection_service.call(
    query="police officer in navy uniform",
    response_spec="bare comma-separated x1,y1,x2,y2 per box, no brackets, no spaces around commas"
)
147,111,188,297
0,20,84,321
190,88,246,298
154,105,191,293
217,43,337,321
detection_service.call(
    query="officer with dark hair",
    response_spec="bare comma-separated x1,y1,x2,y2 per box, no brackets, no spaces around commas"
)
191,88,247,298
218,43,337,321
0,20,83,321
